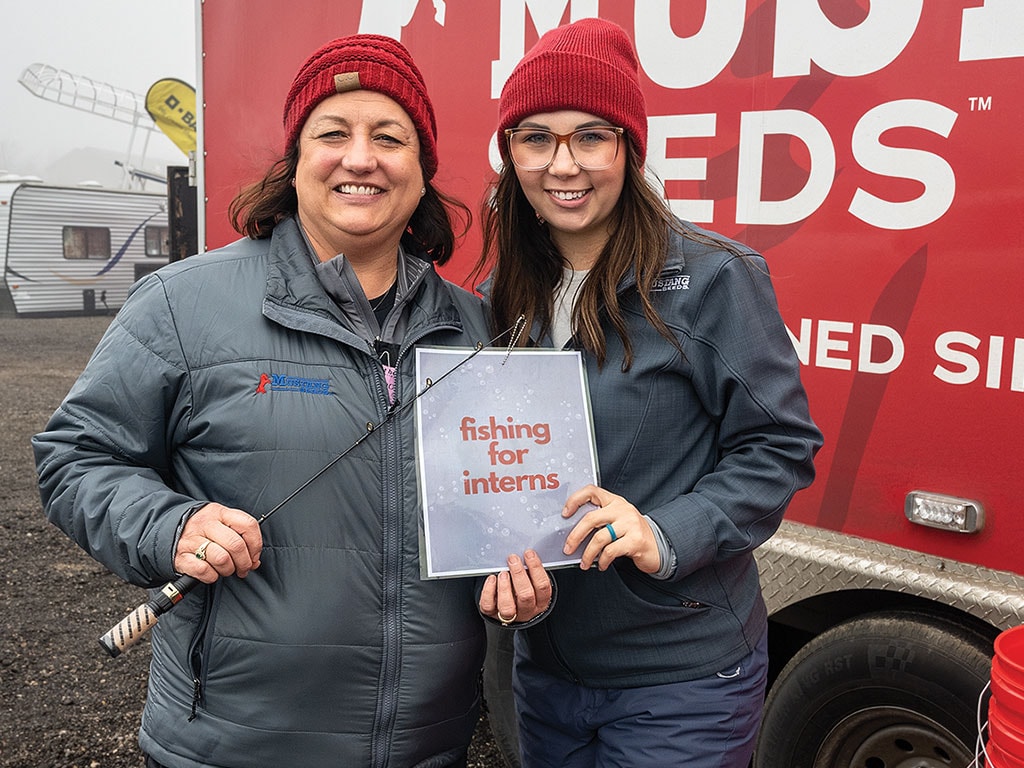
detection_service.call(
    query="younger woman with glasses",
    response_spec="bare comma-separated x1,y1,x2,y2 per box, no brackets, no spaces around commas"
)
475,17,822,768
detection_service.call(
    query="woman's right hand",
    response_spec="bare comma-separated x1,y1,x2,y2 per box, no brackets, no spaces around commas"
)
479,549,552,625
174,503,263,583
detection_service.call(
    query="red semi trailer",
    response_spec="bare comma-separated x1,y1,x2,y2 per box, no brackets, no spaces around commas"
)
196,2,1024,764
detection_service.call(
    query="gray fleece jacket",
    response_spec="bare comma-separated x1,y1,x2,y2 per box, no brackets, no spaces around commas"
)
487,221,822,687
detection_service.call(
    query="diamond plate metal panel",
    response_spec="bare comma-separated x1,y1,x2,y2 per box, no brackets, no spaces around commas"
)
756,521,1024,629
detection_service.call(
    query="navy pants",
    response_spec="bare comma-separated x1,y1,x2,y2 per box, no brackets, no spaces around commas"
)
513,630,768,768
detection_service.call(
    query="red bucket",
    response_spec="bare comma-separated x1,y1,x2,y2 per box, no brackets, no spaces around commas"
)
994,657,1024,719
987,739,1024,768
990,697,1024,761
996,626,1024,685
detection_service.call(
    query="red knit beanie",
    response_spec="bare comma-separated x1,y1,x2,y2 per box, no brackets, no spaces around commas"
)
497,18,647,163
283,34,439,179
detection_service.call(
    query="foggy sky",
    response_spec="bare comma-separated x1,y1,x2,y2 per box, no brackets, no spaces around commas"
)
0,0,197,189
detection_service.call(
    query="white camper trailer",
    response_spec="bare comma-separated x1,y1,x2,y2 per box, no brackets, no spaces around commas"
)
0,178,169,316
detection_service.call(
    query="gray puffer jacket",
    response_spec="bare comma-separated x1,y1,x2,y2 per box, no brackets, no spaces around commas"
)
33,217,492,768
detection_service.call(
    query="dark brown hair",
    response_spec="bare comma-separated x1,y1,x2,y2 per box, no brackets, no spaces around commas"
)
228,144,470,265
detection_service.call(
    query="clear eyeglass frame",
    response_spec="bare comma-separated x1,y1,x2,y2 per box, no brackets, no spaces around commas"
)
504,126,624,171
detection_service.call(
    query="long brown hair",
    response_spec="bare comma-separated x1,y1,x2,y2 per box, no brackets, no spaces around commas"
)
228,144,471,265
476,144,679,370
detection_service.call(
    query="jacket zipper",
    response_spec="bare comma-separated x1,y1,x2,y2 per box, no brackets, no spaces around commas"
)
369,350,400,768
368,322,461,768
186,584,215,720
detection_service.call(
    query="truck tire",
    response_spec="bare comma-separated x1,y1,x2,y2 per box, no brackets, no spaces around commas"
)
753,611,992,768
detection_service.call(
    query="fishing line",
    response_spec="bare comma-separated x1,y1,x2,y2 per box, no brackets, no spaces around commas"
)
971,679,991,768
98,318,525,657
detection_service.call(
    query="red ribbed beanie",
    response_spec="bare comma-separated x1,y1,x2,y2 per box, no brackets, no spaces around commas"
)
497,18,647,163
283,34,438,179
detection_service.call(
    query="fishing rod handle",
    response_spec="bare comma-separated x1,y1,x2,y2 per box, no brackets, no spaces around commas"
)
98,574,199,657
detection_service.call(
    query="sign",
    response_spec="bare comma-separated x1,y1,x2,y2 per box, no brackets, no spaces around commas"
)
145,78,197,155
415,347,599,578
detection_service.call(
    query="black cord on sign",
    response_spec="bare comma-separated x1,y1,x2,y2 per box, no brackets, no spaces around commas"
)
97,318,527,658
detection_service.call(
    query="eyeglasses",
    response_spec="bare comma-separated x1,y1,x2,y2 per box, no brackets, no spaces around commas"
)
504,126,624,171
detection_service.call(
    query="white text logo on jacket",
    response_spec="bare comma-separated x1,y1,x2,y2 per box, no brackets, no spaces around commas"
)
651,275,691,292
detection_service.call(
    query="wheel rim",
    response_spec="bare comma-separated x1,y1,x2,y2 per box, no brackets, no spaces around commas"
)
816,706,974,767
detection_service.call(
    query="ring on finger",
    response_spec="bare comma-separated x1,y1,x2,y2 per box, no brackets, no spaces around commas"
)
195,539,211,561
605,523,619,542
497,610,518,626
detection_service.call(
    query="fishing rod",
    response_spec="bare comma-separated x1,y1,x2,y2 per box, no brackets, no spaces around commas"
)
99,318,526,657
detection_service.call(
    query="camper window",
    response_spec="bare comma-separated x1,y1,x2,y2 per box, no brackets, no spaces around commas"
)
63,226,111,260
145,225,170,257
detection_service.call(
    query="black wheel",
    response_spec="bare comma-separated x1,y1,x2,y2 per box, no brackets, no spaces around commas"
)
753,611,993,768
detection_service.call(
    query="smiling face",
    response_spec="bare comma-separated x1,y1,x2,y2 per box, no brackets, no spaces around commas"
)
294,90,424,265
512,110,627,269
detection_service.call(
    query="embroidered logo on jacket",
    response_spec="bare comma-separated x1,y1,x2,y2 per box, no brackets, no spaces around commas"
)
255,373,331,395
651,275,691,292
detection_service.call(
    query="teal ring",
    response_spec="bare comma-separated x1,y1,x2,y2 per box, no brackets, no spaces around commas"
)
605,523,618,542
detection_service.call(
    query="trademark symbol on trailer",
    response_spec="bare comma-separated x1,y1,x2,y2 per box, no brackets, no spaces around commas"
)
968,96,993,111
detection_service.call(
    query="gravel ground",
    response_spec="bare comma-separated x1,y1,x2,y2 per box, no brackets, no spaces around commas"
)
0,313,506,767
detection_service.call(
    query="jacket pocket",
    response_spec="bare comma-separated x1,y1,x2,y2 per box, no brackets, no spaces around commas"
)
615,564,710,612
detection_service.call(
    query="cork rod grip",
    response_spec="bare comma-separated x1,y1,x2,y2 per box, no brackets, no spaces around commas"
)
98,600,159,657
98,575,199,658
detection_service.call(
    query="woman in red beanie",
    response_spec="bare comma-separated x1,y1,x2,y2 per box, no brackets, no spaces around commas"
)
34,33,550,768
477,17,822,768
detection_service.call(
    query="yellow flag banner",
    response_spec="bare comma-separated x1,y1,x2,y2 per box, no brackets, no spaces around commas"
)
145,78,197,155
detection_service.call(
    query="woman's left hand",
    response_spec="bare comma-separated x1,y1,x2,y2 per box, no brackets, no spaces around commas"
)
562,484,660,574
479,549,552,625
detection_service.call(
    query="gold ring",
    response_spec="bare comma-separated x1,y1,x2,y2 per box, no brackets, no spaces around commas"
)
195,540,211,561
497,610,517,626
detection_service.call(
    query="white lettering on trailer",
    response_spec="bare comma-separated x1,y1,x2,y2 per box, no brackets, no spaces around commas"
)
788,319,904,375
1016,339,1024,392
960,0,1024,61
646,114,716,223
735,110,835,226
934,333,1024,392
491,0,598,98
773,0,924,79
357,0,421,38
849,100,957,230
489,0,1017,226
633,0,745,89
860,324,905,375
631,1,1017,91
813,320,854,372
787,322,1024,392
649,102,956,228
357,0,446,36
490,0,1023,97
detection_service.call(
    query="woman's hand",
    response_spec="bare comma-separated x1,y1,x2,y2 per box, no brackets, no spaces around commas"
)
562,484,660,574
174,503,263,583
479,549,552,625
